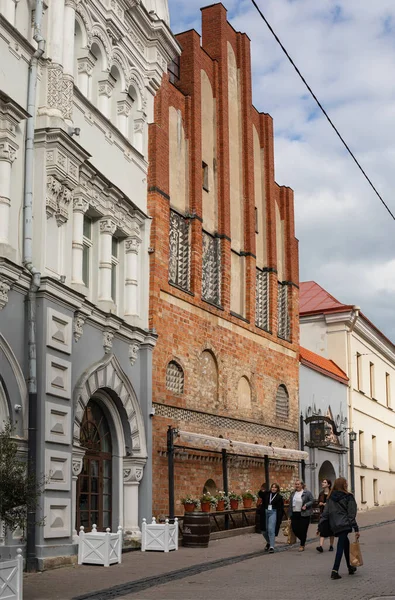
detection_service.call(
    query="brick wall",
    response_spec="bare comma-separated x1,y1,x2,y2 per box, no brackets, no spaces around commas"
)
148,3,300,516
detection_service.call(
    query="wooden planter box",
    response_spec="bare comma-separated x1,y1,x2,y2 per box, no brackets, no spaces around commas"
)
0,548,23,600
78,525,123,567
141,518,178,552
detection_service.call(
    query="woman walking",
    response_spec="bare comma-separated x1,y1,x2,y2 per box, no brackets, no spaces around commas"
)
258,483,285,553
316,478,335,553
319,477,360,580
288,480,314,552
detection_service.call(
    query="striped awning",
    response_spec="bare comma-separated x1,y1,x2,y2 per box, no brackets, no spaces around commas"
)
176,430,309,462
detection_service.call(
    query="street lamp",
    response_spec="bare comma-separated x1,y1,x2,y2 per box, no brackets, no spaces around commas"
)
349,430,357,495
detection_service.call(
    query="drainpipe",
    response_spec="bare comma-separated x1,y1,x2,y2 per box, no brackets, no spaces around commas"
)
346,306,360,489
24,0,45,573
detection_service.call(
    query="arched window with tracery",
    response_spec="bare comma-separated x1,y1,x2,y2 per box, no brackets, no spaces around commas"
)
77,400,112,531
276,384,289,421
166,361,184,394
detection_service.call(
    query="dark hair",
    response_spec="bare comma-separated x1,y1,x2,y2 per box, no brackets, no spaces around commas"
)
322,478,332,489
270,482,280,492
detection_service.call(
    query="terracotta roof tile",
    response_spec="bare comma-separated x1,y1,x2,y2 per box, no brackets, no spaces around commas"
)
299,346,349,384
300,281,352,315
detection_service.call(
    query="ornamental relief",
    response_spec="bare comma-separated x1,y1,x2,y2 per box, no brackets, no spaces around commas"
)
46,175,73,226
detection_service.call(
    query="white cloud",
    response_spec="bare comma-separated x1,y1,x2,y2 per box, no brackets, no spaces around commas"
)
168,0,395,341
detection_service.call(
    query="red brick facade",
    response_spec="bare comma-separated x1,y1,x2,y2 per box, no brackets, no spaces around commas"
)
148,3,300,517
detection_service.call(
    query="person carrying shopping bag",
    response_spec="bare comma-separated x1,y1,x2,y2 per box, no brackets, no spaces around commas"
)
319,477,360,580
288,480,314,552
258,483,285,553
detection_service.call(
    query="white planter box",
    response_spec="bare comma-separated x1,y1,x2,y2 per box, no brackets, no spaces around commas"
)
141,518,178,552
0,548,23,600
78,525,122,567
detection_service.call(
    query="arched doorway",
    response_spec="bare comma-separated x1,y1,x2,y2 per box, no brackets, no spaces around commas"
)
318,460,337,490
77,400,113,531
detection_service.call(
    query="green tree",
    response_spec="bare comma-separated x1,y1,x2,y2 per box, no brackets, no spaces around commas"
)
0,421,43,536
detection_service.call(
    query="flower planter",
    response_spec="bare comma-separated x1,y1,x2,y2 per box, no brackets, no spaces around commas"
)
216,500,225,511
0,548,23,600
243,498,253,508
200,502,211,512
230,499,239,510
183,503,196,513
141,518,178,552
78,524,123,567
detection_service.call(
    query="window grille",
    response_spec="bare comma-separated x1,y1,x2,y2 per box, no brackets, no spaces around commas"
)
278,282,290,341
166,361,184,394
169,210,190,291
202,232,221,305
276,384,289,421
255,269,269,330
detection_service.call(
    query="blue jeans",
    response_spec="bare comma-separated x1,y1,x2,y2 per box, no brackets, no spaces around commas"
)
333,531,351,572
263,509,277,548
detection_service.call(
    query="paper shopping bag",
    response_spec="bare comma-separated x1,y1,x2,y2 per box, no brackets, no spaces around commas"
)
286,520,296,545
350,539,363,567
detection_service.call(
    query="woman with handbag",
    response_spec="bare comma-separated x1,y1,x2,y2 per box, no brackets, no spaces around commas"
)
288,480,314,552
316,478,335,553
319,477,360,580
258,483,285,553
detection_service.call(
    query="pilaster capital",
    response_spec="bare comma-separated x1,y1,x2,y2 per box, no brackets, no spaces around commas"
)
117,99,132,117
0,140,17,163
100,217,117,235
0,278,11,310
77,54,96,76
65,0,80,9
73,311,86,342
128,342,141,366
103,329,114,354
98,80,114,98
123,458,145,483
125,236,141,254
72,446,86,477
73,197,89,214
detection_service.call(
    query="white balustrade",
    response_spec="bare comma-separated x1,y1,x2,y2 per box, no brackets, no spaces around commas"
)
78,525,122,567
141,518,178,553
0,548,23,600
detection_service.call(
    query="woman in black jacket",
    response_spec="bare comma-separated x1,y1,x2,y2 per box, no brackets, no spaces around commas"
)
319,477,360,580
316,478,335,553
258,483,284,553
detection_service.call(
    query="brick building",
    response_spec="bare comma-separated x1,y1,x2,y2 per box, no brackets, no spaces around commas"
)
148,3,305,517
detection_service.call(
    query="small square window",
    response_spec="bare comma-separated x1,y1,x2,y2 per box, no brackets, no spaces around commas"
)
202,162,209,192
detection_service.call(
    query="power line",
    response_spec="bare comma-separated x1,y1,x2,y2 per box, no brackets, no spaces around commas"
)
250,0,395,221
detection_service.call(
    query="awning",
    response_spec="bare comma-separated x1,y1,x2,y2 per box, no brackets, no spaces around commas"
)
176,430,309,462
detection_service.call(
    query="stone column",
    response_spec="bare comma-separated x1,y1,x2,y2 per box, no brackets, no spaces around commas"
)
0,141,16,245
98,80,114,120
72,446,86,541
133,113,146,155
62,0,79,122
47,0,65,117
125,232,141,317
71,196,89,285
98,217,116,304
123,459,145,547
117,98,132,138
77,54,95,98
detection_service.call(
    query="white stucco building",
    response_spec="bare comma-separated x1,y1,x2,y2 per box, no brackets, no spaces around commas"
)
0,0,178,569
300,281,395,510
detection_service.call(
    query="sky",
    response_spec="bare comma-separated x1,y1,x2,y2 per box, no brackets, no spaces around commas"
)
167,0,395,343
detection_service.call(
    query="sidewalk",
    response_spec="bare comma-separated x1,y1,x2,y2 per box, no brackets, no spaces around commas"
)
23,503,395,600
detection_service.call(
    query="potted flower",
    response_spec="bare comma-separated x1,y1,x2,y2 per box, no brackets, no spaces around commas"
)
215,491,229,511
280,488,292,507
228,491,241,510
181,495,200,513
242,490,257,508
200,493,217,513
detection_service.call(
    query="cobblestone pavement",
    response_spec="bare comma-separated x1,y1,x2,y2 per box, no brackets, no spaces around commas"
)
23,504,395,600
117,522,395,600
